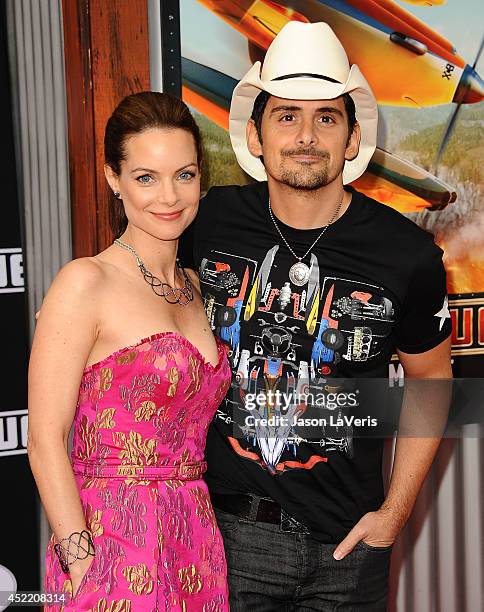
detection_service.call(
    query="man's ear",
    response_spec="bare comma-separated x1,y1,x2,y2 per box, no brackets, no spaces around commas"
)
104,164,120,194
246,119,263,159
345,122,361,162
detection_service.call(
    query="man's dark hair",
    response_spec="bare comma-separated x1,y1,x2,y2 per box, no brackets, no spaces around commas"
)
250,90,357,144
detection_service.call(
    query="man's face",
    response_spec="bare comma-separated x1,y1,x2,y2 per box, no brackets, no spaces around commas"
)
247,95,360,190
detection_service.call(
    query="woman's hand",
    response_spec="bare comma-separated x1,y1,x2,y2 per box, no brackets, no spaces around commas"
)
69,555,94,599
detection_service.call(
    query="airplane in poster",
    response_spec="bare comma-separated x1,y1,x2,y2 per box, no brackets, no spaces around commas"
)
182,0,483,212
195,0,482,108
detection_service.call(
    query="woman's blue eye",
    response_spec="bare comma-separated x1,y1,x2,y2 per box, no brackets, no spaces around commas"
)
179,171,195,180
136,174,153,184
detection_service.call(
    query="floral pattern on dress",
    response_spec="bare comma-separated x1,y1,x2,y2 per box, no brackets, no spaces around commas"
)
44,332,230,611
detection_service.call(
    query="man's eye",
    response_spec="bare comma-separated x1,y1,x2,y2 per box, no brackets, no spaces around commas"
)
319,115,335,124
136,174,153,184
179,171,196,181
280,114,295,122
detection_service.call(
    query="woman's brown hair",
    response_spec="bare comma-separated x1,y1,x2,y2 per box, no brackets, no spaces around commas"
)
104,91,203,238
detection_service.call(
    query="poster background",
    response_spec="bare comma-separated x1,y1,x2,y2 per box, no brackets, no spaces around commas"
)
180,0,484,377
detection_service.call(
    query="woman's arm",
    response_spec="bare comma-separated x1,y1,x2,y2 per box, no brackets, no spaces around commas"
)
28,258,103,593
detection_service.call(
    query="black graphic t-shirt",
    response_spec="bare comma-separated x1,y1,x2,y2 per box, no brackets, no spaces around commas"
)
179,181,452,543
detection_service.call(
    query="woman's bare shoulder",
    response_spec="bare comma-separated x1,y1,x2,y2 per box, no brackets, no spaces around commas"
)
34,258,106,352
51,257,106,295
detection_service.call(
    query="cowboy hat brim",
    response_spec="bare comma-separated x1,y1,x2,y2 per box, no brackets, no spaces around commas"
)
229,62,378,184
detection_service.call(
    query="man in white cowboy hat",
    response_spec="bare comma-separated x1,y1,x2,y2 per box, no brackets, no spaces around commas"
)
180,21,452,610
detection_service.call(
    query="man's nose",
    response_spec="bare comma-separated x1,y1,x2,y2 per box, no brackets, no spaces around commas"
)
296,118,318,147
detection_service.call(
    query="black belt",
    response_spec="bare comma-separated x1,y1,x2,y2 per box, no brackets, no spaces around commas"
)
211,492,310,534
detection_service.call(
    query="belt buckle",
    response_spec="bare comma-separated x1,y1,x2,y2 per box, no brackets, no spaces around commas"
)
177,462,204,480
280,509,310,534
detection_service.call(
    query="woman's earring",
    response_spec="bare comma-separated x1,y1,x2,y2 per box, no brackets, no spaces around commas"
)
113,191,120,199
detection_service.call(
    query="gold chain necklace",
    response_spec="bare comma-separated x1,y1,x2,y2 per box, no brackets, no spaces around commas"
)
114,239,193,306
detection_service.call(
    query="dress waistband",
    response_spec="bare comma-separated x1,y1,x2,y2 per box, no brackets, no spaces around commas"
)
71,459,207,481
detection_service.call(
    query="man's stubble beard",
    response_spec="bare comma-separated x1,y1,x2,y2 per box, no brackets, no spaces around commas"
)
279,166,332,190
276,152,340,191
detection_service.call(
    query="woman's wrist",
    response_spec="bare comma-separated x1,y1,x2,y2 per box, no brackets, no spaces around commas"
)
54,529,95,573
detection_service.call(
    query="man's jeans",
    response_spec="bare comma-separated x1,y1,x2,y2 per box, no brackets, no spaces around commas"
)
215,508,392,611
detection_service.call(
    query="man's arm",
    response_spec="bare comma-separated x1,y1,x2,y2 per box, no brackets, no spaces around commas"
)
333,335,452,559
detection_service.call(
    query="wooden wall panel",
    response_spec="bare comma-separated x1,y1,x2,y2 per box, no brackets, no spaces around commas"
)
62,0,97,257
62,0,151,257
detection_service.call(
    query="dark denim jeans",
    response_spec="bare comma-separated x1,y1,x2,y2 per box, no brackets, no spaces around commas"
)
214,508,392,611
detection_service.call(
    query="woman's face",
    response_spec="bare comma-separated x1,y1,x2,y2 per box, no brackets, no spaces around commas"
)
106,127,200,241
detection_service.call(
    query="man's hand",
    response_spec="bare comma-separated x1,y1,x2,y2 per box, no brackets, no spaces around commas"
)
333,506,400,560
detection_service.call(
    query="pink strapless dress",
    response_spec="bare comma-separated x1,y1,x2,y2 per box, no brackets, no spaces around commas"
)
43,332,231,611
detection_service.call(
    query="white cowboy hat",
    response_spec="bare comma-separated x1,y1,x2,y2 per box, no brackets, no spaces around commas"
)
229,21,378,185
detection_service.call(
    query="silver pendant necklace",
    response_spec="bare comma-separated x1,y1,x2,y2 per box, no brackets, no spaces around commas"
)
268,196,343,286
114,239,193,305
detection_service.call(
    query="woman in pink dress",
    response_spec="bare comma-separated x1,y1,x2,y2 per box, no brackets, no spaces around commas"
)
28,92,231,611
